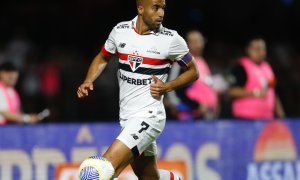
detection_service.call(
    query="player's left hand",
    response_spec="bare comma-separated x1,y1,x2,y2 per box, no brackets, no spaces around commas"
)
150,75,169,97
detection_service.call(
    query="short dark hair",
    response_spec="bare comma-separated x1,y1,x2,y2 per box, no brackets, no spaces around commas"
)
245,35,265,48
0,62,17,71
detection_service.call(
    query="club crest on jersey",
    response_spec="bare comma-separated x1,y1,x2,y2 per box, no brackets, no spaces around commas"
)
128,51,143,72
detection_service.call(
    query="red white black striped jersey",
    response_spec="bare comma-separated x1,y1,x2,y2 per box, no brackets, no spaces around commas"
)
101,16,192,120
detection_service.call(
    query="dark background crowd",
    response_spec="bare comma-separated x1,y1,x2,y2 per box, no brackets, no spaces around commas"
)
0,0,300,122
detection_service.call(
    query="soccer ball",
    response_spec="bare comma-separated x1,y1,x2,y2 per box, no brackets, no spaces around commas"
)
78,156,115,180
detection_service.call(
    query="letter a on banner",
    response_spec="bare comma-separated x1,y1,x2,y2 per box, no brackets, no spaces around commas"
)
76,125,94,143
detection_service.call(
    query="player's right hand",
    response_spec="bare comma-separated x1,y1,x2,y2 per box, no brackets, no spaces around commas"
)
77,82,94,98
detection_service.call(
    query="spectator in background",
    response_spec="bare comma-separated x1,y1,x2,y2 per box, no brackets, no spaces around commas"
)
0,62,40,124
168,30,218,120
5,29,32,72
228,37,285,120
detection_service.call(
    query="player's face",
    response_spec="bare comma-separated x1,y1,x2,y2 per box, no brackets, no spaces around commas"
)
143,0,165,31
187,31,205,56
0,70,19,87
246,39,266,64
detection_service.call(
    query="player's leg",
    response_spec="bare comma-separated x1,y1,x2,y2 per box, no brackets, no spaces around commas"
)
131,154,159,180
157,169,182,180
79,139,133,180
111,116,169,180
132,157,182,180
102,139,134,177
104,116,161,179
130,143,182,180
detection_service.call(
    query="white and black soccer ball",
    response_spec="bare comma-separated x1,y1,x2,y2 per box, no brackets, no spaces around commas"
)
79,156,115,180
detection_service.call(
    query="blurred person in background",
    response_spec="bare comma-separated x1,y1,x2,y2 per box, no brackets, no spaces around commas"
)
0,62,41,124
5,29,32,72
167,30,219,120
228,37,285,120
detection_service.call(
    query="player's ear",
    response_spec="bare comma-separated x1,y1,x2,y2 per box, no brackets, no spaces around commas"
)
137,5,144,16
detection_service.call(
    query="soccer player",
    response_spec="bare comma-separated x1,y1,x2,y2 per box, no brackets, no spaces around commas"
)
77,0,199,179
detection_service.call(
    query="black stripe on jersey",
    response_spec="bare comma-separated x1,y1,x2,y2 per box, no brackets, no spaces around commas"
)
119,63,170,75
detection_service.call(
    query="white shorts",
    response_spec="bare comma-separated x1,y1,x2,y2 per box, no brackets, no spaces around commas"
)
117,117,166,158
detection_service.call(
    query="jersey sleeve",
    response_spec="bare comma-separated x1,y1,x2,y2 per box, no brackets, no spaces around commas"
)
0,89,8,112
101,26,117,56
168,32,192,66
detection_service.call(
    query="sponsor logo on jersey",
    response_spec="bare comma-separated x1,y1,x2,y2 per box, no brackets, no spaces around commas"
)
130,133,139,140
146,46,160,54
128,51,143,72
118,43,126,48
119,72,153,85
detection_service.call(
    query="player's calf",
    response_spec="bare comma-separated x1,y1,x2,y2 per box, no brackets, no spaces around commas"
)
103,139,134,177
158,169,182,180
132,168,181,180
132,169,160,180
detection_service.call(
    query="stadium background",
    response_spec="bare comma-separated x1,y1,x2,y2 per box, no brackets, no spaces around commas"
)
0,0,300,180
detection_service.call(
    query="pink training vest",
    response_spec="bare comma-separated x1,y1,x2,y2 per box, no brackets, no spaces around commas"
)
232,57,276,120
186,58,218,109
0,81,21,125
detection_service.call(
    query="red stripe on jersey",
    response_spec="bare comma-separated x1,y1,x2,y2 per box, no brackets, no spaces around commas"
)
101,45,117,56
170,171,174,180
119,53,172,66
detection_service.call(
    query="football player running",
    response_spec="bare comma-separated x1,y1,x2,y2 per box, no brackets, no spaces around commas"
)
77,0,199,179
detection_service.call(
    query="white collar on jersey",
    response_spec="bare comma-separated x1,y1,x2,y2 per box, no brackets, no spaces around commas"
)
132,16,163,35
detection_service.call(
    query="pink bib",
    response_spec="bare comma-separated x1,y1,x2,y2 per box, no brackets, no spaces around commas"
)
0,81,21,125
232,57,275,120
186,58,217,109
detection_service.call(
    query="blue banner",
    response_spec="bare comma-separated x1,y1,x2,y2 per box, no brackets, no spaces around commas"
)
0,119,300,180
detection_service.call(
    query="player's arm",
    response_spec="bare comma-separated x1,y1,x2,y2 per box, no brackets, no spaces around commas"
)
78,25,117,98
77,52,114,98
150,57,199,96
150,32,199,97
169,57,199,89
151,56,199,97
